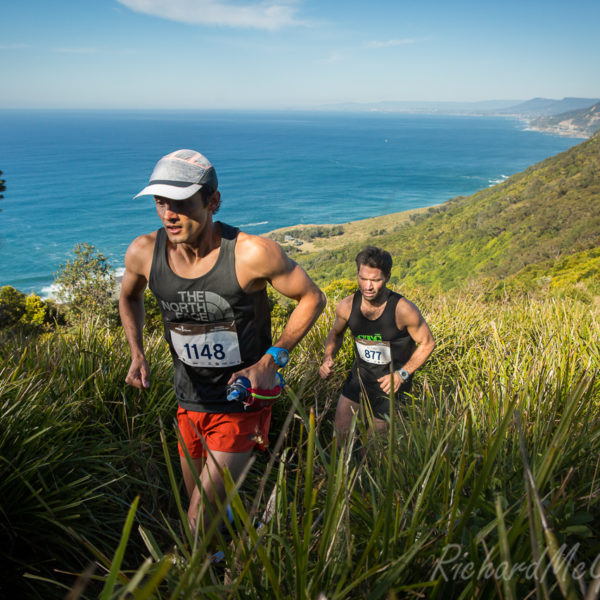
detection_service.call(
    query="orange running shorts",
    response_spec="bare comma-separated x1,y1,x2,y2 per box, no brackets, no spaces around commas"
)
176,406,272,458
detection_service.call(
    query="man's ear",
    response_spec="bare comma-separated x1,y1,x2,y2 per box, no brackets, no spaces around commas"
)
208,190,221,213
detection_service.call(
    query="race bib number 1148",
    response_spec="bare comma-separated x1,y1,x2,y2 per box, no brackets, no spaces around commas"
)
168,321,242,368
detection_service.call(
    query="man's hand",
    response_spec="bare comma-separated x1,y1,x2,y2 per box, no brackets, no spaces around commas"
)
125,356,150,389
319,356,335,379
229,354,278,391
377,371,403,395
319,296,351,382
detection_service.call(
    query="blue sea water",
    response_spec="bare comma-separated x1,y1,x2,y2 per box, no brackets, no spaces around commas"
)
0,110,580,295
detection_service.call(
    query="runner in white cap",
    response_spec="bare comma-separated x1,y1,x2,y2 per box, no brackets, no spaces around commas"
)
120,149,326,539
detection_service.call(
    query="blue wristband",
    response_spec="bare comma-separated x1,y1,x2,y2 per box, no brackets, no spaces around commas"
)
265,346,289,367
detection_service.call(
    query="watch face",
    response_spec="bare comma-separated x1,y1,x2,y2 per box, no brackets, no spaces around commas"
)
267,347,289,367
277,350,289,366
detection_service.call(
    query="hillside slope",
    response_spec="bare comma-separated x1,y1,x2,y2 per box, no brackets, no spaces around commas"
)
530,102,600,138
293,132,600,291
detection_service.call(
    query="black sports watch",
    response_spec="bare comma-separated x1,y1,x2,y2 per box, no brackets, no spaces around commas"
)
265,346,290,368
397,368,410,382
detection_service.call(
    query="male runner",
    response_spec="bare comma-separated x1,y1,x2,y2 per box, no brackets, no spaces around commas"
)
319,246,435,438
120,149,325,535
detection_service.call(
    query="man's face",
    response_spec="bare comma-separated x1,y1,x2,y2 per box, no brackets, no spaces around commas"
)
357,264,389,302
154,190,219,245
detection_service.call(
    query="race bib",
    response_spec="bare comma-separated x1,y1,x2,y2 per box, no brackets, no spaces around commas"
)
355,338,392,365
167,321,242,368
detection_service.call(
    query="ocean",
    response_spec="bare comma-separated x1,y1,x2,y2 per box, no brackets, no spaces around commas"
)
0,110,580,296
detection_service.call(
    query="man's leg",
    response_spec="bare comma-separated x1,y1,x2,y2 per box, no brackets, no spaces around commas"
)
187,449,253,536
370,416,389,436
334,394,360,442
180,455,205,499
335,393,389,442
177,406,206,499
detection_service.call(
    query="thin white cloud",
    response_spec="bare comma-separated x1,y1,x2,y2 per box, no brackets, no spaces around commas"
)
367,38,416,48
322,51,343,63
116,0,302,30
53,47,98,54
0,43,31,50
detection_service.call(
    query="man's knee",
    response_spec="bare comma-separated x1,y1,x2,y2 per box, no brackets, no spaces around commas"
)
335,395,359,436
371,417,389,435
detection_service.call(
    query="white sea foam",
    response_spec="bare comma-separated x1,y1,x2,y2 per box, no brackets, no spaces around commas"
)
488,175,509,187
40,270,123,300
40,283,62,300
238,221,269,228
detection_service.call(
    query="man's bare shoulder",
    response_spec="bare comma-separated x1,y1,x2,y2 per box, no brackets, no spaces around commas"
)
336,294,354,319
236,231,284,254
235,232,292,275
127,231,157,257
125,231,158,274
395,295,424,327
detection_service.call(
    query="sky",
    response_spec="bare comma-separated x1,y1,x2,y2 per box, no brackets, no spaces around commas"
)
1,0,599,109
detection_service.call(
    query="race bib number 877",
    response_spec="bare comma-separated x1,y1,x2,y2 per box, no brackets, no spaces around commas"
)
355,338,392,365
168,321,242,368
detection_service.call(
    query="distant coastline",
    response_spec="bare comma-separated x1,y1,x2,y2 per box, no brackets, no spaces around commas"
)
263,204,436,256
314,97,600,139
523,121,590,139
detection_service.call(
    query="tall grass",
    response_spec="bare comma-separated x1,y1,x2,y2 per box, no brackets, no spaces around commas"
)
1,290,599,598
0,321,176,598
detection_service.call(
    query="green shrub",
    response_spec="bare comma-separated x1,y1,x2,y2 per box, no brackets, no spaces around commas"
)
0,286,59,329
323,278,356,301
0,285,26,326
22,293,46,326
54,243,117,324
4,279,600,598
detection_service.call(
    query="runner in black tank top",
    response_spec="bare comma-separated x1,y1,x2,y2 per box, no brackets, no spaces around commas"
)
120,148,325,541
342,290,416,417
320,246,435,437
149,222,272,413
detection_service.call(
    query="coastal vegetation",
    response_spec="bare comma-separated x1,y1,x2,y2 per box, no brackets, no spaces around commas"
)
269,225,345,244
2,132,600,598
292,131,600,299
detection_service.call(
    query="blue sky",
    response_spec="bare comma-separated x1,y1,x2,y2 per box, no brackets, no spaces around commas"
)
1,0,599,109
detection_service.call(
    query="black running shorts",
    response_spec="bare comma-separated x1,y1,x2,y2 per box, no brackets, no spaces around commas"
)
341,367,409,420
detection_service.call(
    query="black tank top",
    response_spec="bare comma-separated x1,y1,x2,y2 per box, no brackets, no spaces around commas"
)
347,290,416,384
149,222,272,412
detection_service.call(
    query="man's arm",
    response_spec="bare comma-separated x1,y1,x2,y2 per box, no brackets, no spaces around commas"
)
230,235,326,388
319,296,352,379
378,298,436,395
119,235,154,390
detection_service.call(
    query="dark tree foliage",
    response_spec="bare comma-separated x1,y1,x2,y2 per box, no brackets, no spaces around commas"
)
0,170,5,205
